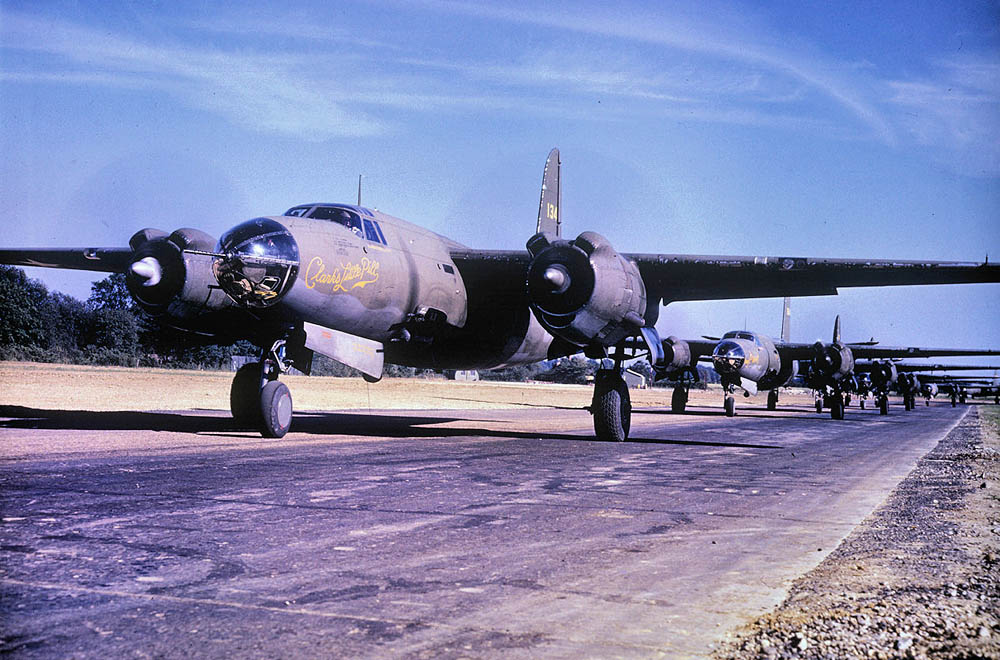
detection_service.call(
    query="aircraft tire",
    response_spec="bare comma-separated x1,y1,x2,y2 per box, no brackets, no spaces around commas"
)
231,362,263,427
671,387,687,413
767,390,778,411
593,375,630,442
879,398,889,416
259,380,293,438
815,399,823,414
724,395,736,417
860,399,865,410
830,398,844,420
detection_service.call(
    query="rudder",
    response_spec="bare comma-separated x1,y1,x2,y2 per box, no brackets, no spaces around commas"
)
536,148,561,237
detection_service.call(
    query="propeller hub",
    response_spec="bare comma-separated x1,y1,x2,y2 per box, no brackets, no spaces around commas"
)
130,256,162,287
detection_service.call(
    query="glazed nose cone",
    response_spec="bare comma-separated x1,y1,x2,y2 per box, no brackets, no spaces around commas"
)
712,340,745,374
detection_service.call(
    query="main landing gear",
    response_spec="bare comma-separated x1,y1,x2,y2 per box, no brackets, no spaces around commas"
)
816,391,847,419
828,394,845,420
767,389,779,411
877,394,889,416
230,340,294,438
671,386,688,413
591,368,631,442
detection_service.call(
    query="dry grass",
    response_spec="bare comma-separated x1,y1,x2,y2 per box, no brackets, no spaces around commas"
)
0,361,818,413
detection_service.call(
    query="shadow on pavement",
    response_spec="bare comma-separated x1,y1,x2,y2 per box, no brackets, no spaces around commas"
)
0,406,784,449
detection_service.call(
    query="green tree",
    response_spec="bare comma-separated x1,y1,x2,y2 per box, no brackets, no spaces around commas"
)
42,292,90,357
536,356,597,385
0,266,52,349
88,273,133,311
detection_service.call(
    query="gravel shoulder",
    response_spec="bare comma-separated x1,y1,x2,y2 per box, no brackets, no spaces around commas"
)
714,405,1000,660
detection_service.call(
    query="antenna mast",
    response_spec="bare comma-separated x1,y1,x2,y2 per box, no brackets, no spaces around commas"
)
357,175,363,206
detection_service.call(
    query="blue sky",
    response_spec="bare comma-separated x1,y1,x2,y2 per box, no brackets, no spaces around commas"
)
2,0,998,358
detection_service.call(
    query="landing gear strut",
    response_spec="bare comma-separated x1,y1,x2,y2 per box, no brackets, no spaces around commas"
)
230,339,294,438
722,380,737,417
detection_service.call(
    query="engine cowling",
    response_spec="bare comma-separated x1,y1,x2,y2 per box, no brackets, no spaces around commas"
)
126,227,235,324
809,341,855,381
525,231,646,347
869,361,898,389
661,336,693,371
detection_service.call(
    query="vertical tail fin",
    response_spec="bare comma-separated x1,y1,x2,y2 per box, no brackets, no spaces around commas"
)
536,148,561,237
780,296,791,342
832,315,841,344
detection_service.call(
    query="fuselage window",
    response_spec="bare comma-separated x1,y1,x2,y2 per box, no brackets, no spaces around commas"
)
310,206,363,237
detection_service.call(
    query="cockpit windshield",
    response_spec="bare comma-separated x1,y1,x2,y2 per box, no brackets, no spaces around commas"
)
284,206,311,217
309,206,363,235
283,204,387,244
723,331,757,341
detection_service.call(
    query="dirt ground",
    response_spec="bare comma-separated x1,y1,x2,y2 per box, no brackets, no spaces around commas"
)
714,406,1000,660
0,361,819,414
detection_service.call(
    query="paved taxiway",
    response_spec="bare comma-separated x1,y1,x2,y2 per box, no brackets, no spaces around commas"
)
0,400,968,658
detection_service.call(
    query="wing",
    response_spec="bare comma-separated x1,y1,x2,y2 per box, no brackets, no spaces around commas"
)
850,346,1000,359
628,253,1000,303
0,248,133,273
450,248,1000,303
772,341,828,360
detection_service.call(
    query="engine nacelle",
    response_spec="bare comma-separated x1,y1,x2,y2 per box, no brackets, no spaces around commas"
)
809,341,855,381
525,231,646,347
869,361,898,389
126,227,234,324
660,335,694,372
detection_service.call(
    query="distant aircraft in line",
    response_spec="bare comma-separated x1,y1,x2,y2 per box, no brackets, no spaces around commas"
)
653,301,1000,418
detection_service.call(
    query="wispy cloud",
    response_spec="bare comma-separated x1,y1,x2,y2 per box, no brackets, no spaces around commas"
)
886,54,1000,175
405,0,896,142
3,3,998,175
0,12,389,139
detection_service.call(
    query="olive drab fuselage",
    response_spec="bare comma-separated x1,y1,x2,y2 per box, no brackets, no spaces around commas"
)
269,205,558,370
274,206,465,338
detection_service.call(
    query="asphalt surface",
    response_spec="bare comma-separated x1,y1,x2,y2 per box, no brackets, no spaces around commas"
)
0,400,969,658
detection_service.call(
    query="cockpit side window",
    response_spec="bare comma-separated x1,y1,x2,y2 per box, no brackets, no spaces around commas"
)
284,206,312,217
309,206,363,237
362,219,381,243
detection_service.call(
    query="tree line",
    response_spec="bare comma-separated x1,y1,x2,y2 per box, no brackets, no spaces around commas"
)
0,266,252,370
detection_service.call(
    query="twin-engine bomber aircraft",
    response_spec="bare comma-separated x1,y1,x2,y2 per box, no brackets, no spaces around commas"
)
3,149,999,441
